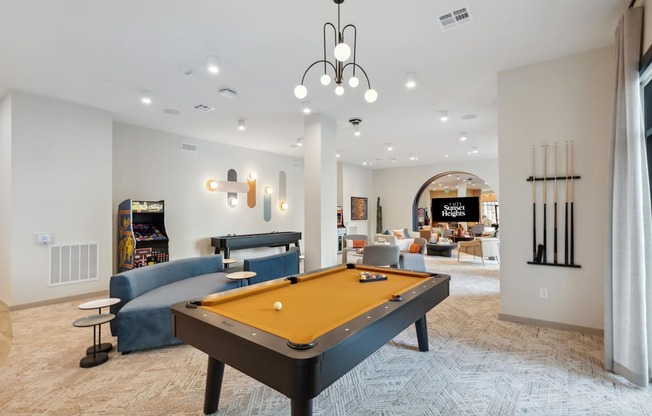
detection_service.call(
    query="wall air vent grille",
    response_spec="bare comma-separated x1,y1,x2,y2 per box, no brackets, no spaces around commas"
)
438,6,472,31
193,103,215,112
48,242,99,286
181,143,198,152
291,162,304,169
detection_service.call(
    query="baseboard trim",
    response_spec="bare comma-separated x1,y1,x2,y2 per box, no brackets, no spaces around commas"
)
498,313,603,336
9,290,108,311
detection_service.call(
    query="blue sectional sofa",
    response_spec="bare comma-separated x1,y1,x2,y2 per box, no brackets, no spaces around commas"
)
109,249,299,353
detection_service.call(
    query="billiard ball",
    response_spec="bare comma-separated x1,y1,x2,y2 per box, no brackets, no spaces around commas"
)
274,301,283,311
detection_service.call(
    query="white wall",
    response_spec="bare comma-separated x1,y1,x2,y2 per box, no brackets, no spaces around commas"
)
112,122,305,264
372,159,499,234
9,92,113,306
340,162,373,238
0,94,12,305
497,47,614,330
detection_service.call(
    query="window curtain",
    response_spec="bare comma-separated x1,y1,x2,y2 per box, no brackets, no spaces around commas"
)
605,6,652,388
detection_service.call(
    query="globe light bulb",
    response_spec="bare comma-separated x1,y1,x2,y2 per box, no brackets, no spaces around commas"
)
229,197,238,207
348,76,359,88
334,43,351,62
364,88,378,103
294,85,307,99
335,85,344,96
320,74,331,86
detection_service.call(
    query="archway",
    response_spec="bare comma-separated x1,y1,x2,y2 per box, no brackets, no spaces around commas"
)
411,171,497,231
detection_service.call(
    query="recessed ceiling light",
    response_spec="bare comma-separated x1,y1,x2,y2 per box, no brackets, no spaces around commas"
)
302,100,311,114
405,72,416,89
460,132,467,141
237,119,245,130
140,90,152,105
206,56,220,74
439,110,448,122
445,154,449,158
387,145,393,151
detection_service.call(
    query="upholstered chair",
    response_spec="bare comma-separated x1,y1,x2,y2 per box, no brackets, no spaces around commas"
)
342,234,369,264
398,237,427,271
457,238,500,265
361,245,400,268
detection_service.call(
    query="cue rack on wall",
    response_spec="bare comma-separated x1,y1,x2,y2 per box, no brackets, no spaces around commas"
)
526,142,581,268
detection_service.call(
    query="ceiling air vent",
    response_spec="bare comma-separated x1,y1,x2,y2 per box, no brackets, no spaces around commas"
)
181,143,198,153
193,103,215,112
438,6,472,31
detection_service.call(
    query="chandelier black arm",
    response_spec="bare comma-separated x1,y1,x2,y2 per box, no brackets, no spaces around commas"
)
341,24,357,76
323,23,337,74
341,62,371,89
300,60,338,85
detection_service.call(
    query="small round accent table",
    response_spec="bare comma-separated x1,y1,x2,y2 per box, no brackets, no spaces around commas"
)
222,258,238,269
72,313,115,368
226,271,257,287
78,298,120,354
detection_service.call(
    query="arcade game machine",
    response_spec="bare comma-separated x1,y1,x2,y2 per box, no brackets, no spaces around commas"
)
118,199,169,272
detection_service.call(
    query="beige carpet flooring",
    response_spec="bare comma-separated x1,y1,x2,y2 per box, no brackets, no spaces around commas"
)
1,254,651,415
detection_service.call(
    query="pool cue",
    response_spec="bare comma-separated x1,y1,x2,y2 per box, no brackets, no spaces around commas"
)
553,142,558,264
542,145,548,263
564,141,569,265
570,141,575,265
532,145,536,262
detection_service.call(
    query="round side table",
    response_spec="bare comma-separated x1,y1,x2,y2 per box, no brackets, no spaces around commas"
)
78,298,120,354
222,258,238,269
226,271,257,287
72,313,115,368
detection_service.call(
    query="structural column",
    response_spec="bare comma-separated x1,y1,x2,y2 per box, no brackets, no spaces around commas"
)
303,114,337,272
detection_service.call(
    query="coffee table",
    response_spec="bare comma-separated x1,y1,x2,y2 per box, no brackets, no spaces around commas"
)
226,271,257,287
426,243,458,257
72,313,115,368
78,298,120,354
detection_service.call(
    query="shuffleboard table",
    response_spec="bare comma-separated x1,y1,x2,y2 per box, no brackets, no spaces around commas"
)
171,263,450,416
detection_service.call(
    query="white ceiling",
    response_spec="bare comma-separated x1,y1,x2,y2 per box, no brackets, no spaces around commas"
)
0,0,625,169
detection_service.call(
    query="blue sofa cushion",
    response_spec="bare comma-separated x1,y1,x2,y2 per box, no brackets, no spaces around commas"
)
116,273,236,352
243,248,299,285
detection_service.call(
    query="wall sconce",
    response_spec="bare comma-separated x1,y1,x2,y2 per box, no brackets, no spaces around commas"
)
248,172,257,181
280,201,288,211
228,196,239,208
264,186,273,195
206,180,219,191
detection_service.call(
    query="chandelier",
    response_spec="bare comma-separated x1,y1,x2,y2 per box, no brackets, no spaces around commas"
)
293,0,377,103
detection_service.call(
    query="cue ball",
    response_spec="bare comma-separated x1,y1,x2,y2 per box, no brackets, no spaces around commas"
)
274,301,283,311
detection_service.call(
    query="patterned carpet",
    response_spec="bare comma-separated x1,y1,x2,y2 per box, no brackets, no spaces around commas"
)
0,255,650,415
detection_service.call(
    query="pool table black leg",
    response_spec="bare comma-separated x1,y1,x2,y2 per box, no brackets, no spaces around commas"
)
414,315,429,352
290,398,313,416
204,356,225,415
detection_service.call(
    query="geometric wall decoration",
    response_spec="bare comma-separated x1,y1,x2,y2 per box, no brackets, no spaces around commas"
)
247,172,257,208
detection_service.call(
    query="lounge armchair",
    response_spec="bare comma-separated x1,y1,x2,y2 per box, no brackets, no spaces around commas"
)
399,237,427,271
342,234,368,264
362,245,400,268
457,238,500,265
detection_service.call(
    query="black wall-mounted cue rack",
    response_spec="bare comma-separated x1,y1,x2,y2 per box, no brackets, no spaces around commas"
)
526,175,581,269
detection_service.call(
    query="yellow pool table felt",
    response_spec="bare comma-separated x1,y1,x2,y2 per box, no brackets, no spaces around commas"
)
200,266,431,345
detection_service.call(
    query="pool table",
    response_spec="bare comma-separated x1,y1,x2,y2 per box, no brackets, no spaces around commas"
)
171,263,450,416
